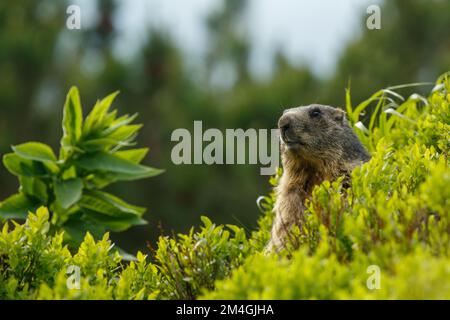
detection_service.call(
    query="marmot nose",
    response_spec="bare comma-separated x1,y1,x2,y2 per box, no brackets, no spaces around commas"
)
278,114,292,134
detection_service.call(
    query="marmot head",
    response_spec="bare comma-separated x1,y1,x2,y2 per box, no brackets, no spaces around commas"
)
278,104,370,167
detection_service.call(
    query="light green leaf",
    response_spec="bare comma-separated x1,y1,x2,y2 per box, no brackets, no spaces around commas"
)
55,178,83,209
12,142,57,162
101,113,138,136
3,153,48,177
107,124,142,142
61,166,77,180
61,86,83,148
83,91,120,135
201,216,213,229
115,148,149,163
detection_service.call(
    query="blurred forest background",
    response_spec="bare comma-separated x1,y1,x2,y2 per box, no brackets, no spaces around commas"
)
0,0,449,252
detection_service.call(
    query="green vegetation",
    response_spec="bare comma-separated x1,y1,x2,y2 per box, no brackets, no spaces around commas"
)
0,74,448,299
1,0,449,253
0,87,163,246
205,73,450,299
0,207,248,299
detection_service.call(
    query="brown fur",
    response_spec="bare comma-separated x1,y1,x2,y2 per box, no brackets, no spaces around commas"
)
266,104,371,253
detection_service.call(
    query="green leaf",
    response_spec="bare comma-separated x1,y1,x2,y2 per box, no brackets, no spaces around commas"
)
19,176,48,202
102,109,118,128
351,89,384,123
201,216,213,229
83,209,147,232
83,91,120,135
61,86,83,148
80,138,118,152
345,87,353,118
115,148,149,163
54,178,83,209
3,153,48,177
85,172,117,189
61,166,77,180
114,167,164,181
0,193,40,219
12,142,57,162
62,212,106,245
101,113,138,136
85,164,163,187
106,124,142,142
76,151,156,175
78,190,145,218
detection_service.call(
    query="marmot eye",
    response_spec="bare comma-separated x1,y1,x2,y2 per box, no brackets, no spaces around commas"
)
310,109,321,118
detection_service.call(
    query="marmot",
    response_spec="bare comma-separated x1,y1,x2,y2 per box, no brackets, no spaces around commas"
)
267,104,371,253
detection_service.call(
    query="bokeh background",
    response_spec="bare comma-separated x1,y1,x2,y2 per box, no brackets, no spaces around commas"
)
0,0,449,253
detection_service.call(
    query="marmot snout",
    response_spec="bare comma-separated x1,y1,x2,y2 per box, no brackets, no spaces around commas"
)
267,104,371,253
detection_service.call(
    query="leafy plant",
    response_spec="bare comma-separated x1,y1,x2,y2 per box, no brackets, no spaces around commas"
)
0,207,159,299
202,245,450,299
0,207,248,300
154,216,249,299
0,87,163,245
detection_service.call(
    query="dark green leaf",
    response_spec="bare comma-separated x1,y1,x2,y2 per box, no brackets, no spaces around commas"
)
85,172,117,189
78,190,145,218
54,178,83,209
83,209,147,232
62,212,106,245
19,176,48,202
114,167,164,181
80,138,118,152
76,151,156,175
85,164,163,187
0,193,40,219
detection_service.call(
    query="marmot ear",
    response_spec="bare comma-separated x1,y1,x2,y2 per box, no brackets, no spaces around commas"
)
333,108,347,125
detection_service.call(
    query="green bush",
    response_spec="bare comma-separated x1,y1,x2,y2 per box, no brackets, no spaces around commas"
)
202,247,450,299
0,87,163,246
153,216,250,299
0,74,448,300
0,207,248,299
203,73,450,299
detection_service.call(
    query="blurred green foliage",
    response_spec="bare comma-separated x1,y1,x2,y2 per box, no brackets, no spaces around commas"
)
0,0,449,253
